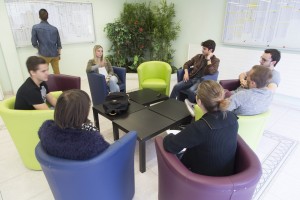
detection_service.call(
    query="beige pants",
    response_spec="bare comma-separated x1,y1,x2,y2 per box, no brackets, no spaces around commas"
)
40,56,60,74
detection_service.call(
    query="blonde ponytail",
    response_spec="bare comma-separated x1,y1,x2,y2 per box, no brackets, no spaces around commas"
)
197,80,229,114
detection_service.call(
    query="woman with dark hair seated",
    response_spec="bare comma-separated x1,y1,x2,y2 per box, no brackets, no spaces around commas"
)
164,80,238,176
38,89,109,160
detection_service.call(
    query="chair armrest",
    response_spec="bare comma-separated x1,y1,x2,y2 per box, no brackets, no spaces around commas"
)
219,79,240,91
113,66,126,84
155,136,232,186
177,69,184,82
201,71,219,81
230,136,262,190
178,68,213,83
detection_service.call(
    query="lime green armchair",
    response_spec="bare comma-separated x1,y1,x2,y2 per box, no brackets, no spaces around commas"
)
0,91,62,170
194,104,270,150
194,104,204,121
237,111,271,150
137,61,172,95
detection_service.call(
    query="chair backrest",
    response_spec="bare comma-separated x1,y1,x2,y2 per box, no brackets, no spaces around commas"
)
177,69,219,83
155,135,262,200
194,105,270,150
219,79,240,91
46,74,81,92
87,66,127,105
112,66,127,87
237,111,271,150
0,91,62,170
35,131,137,200
194,104,204,121
137,61,171,81
137,61,171,95
87,72,108,105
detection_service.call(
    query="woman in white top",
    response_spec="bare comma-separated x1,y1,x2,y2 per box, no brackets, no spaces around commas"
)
86,45,120,92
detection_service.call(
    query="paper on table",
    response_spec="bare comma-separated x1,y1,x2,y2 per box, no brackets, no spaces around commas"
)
166,130,186,153
166,130,181,135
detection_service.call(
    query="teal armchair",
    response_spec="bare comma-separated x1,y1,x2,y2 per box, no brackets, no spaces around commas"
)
137,61,172,95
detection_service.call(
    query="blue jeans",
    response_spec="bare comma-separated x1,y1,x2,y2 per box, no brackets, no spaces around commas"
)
170,78,201,99
109,75,120,93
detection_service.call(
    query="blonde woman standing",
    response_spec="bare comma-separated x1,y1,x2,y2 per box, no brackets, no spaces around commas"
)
86,45,120,92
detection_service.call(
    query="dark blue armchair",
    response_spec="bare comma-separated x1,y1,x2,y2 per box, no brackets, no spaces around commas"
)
176,69,219,102
87,66,126,105
35,131,137,200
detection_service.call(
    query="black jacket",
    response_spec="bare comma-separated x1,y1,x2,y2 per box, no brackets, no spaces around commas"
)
164,111,238,176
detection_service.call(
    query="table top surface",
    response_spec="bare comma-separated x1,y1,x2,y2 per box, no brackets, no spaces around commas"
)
112,109,175,141
148,99,191,122
93,100,145,121
128,89,169,106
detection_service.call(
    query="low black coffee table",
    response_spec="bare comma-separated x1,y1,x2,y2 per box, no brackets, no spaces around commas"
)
128,88,169,106
112,109,176,173
149,98,191,122
92,89,190,173
92,100,145,129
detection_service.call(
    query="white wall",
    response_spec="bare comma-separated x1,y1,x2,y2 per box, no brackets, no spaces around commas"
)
1,0,300,100
168,0,227,67
0,0,130,94
0,0,24,94
0,44,12,95
169,0,300,102
189,44,300,99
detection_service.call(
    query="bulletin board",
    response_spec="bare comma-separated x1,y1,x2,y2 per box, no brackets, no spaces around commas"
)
222,0,300,50
5,0,95,47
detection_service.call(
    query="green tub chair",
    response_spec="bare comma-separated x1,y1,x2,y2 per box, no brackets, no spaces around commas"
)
0,91,62,170
195,104,270,150
137,61,172,96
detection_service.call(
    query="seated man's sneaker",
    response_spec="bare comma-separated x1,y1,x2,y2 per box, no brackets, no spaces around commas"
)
184,99,195,117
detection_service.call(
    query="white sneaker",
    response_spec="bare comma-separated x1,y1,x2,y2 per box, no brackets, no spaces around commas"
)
184,99,195,117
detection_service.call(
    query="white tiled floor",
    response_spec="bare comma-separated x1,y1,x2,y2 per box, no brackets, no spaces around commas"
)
0,74,299,200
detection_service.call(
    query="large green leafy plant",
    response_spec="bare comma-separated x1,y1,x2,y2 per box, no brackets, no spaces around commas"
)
104,0,180,72
151,0,180,65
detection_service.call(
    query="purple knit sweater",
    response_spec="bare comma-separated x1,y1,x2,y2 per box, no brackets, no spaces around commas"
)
38,120,110,160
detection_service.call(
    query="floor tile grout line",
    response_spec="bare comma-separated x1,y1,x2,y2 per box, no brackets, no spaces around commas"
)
265,107,291,130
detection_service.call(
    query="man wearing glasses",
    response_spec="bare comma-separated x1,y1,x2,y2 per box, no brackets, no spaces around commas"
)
239,49,281,92
185,49,281,117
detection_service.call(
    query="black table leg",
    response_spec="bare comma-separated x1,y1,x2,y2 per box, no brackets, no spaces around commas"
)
93,107,100,129
139,140,146,173
112,124,120,141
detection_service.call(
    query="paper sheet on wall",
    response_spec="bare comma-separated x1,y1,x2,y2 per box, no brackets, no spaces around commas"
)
4,0,95,47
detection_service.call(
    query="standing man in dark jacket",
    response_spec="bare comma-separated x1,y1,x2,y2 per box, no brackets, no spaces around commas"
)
170,39,220,99
31,8,62,74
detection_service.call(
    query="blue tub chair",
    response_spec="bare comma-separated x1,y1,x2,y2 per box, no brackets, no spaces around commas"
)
87,66,126,105
35,131,137,200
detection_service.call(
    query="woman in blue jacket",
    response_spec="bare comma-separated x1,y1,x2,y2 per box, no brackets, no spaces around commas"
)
38,89,109,160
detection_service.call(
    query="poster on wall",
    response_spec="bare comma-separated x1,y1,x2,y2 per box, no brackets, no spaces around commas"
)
5,0,96,47
222,0,300,50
